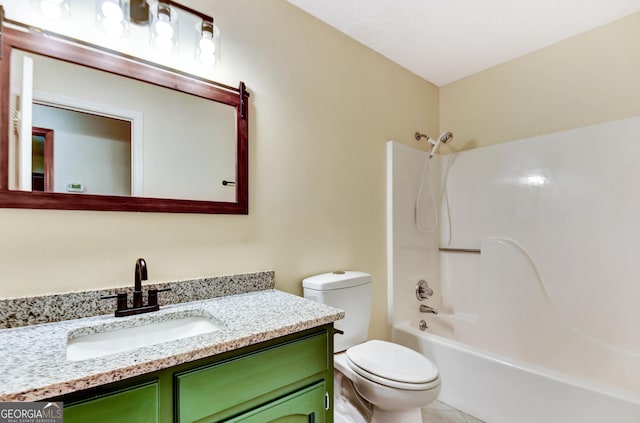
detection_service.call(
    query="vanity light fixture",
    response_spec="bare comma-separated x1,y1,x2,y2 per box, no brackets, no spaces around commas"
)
31,0,218,63
92,0,218,63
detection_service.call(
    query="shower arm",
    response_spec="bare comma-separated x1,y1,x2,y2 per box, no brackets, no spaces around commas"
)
415,132,436,145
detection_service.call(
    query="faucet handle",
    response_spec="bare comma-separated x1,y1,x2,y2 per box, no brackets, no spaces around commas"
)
147,288,171,307
100,293,128,312
416,280,434,301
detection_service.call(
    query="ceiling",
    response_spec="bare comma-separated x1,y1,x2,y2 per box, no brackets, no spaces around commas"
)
287,0,640,87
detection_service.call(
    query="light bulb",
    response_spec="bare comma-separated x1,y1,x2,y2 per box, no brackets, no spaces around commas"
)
101,1,123,21
199,36,215,55
197,21,216,66
98,1,124,37
154,17,174,40
150,4,176,53
154,3,174,41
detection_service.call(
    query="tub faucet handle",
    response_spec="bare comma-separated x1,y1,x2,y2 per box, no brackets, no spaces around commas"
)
416,280,433,301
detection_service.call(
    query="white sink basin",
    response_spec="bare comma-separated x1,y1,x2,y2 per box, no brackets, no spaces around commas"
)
66,315,221,361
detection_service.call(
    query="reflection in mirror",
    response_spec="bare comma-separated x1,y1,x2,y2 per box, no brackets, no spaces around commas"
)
9,48,237,202
0,24,249,214
29,104,132,196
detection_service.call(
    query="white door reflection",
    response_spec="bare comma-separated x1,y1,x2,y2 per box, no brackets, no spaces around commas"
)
33,104,133,196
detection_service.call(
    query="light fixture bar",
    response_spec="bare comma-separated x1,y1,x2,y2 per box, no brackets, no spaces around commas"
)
164,0,213,23
126,1,213,28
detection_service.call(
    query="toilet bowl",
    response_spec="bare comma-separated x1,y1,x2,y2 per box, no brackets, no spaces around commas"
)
302,271,441,423
335,340,440,423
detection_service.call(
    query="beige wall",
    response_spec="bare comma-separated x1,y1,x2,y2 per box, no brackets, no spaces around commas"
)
0,0,438,341
440,12,640,150
7,2,634,341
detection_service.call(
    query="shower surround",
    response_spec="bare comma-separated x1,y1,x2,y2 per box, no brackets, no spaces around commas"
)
386,116,640,422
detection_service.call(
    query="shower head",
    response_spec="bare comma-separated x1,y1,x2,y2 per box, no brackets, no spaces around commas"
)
429,131,454,158
414,130,454,158
439,131,453,144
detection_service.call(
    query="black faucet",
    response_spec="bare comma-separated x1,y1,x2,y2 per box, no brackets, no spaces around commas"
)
101,258,170,317
133,258,148,309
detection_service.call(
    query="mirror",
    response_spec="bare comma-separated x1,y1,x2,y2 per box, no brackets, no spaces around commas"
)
0,25,249,213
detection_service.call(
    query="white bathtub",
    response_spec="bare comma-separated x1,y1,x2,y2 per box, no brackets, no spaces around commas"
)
393,320,640,423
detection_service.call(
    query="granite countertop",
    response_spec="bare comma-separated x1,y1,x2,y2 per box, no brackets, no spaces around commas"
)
0,289,344,401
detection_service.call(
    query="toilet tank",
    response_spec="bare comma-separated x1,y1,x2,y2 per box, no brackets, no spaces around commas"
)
302,271,371,352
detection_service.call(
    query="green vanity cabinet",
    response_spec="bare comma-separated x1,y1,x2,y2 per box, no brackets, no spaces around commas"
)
59,325,333,423
64,381,160,423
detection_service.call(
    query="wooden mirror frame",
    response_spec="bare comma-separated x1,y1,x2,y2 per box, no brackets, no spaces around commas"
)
0,26,249,214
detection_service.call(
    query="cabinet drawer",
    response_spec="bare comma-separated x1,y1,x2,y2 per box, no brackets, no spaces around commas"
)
176,332,328,422
64,380,159,423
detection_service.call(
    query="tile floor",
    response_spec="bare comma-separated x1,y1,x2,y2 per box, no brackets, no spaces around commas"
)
422,401,484,423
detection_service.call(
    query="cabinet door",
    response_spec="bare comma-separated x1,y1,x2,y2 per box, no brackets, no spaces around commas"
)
225,382,326,423
64,381,159,423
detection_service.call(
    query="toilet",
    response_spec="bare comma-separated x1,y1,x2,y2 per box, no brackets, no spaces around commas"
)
303,271,440,423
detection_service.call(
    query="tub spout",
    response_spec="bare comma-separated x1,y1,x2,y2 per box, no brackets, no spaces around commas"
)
420,304,438,315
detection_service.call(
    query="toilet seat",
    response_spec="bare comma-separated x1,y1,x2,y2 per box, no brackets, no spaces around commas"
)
346,340,439,391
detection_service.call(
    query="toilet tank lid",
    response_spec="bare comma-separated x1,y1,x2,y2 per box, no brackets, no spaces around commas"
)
302,271,371,290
